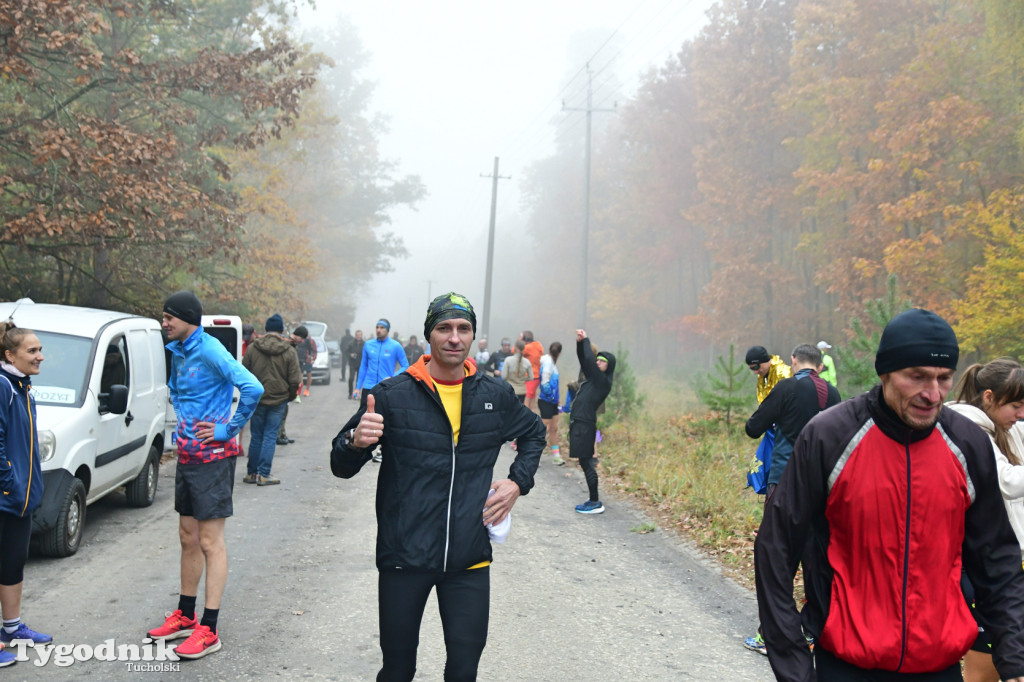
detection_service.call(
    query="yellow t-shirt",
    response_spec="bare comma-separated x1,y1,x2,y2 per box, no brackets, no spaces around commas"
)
434,374,490,570
434,380,463,444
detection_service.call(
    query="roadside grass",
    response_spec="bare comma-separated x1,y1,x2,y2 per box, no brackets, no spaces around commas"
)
595,372,764,588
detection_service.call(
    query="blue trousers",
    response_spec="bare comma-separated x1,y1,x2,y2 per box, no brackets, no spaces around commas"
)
246,402,287,476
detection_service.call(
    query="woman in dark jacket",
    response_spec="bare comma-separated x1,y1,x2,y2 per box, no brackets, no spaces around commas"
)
569,329,615,514
0,321,50,665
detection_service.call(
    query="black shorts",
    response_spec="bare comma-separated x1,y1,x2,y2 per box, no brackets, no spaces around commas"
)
300,362,313,373
175,457,236,521
538,399,559,420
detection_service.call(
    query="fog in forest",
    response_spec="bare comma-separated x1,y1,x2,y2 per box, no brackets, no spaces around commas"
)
297,0,716,377
6,0,1023,396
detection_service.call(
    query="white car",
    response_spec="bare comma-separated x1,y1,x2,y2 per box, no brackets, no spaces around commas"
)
0,299,168,557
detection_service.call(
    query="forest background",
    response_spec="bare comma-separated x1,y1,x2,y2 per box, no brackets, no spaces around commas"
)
3,0,1024,378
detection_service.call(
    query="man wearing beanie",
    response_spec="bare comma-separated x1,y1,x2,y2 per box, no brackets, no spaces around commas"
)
746,345,792,405
331,291,545,681
354,317,409,408
291,324,315,400
755,309,1024,681
153,291,263,659
241,314,302,485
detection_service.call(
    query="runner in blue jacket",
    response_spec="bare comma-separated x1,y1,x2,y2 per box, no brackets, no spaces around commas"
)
149,291,262,661
354,318,409,405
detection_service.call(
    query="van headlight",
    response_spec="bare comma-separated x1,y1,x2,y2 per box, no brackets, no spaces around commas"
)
38,430,55,463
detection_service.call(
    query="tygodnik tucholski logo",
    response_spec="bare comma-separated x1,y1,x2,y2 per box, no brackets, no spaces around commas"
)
5,637,181,670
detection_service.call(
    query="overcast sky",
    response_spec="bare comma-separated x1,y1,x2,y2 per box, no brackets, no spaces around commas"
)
301,0,717,337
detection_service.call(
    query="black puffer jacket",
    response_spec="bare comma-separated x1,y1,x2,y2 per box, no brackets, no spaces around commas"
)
331,356,545,572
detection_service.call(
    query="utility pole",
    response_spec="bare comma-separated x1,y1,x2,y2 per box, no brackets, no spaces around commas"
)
563,63,615,329
479,157,510,341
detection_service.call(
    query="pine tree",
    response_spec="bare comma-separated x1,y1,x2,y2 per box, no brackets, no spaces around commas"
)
694,344,753,428
838,274,912,396
600,345,646,428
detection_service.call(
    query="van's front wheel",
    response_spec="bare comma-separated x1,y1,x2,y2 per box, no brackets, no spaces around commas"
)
126,445,160,507
39,477,86,558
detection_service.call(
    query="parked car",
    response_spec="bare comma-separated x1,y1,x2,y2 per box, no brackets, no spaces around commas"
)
326,340,341,367
311,337,330,384
0,299,167,557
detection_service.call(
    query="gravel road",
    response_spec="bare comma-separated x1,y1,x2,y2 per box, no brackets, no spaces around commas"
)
15,375,772,680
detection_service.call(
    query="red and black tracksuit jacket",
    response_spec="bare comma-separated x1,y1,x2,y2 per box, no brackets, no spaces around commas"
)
756,384,1024,681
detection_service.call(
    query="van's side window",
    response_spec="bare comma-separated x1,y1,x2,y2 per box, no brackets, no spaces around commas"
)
99,337,130,413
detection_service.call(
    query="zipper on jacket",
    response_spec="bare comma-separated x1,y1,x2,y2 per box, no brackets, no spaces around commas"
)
420,376,458,572
21,386,33,518
897,433,911,671
443,438,456,572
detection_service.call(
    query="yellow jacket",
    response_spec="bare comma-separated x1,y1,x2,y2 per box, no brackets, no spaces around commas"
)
756,355,791,404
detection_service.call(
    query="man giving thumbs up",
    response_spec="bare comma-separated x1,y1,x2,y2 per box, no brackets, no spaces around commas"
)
330,292,545,682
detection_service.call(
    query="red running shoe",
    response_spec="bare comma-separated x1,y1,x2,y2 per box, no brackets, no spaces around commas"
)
147,610,196,641
174,624,221,659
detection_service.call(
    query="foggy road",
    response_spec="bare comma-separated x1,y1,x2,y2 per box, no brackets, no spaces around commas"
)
15,375,771,680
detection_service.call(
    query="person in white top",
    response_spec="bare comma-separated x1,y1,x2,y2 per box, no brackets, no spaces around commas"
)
948,358,1024,682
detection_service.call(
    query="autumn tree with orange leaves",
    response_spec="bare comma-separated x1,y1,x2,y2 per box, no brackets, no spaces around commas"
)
0,0,317,314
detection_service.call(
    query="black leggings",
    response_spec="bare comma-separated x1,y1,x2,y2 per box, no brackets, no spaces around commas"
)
814,648,961,681
570,421,599,501
377,568,489,682
0,512,32,586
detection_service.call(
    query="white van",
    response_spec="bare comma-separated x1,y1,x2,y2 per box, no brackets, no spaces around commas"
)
0,300,168,557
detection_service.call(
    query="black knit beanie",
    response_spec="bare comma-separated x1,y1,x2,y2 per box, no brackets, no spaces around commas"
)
163,291,202,327
265,313,284,333
745,345,770,365
875,308,959,376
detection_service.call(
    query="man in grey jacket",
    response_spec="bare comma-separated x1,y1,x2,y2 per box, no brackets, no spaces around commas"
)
241,314,301,486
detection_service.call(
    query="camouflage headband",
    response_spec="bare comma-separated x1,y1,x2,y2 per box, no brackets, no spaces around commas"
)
424,292,477,339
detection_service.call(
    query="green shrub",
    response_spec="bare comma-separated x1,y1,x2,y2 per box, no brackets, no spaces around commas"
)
600,344,646,428
693,343,755,428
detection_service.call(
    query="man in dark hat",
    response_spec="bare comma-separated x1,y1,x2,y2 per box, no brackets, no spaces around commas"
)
745,344,791,405
330,291,545,682
291,323,315,401
756,309,1024,681
240,314,302,486
152,291,263,659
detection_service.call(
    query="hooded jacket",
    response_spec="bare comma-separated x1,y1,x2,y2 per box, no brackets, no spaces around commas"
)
569,338,615,427
756,384,1024,680
947,402,1024,559
242,333,302,406
331,356,545,572
0,366,43,517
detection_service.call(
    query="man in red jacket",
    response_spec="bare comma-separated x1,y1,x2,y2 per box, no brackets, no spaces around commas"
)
756,309,1024,681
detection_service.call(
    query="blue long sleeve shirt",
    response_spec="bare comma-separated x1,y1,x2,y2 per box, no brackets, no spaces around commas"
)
357,337,409,390
167,327,263,464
